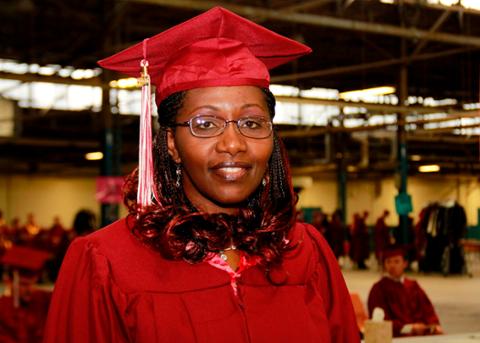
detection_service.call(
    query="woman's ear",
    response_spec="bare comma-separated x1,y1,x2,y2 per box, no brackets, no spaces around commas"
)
167,129,181,163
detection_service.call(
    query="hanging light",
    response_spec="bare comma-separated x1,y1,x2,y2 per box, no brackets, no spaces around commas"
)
418,164,440,173
85,151,103,161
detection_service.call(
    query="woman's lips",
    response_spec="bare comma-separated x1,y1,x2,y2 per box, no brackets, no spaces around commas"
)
210,162,251,181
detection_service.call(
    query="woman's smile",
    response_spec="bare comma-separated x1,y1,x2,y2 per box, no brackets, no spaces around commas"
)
210,161,251,181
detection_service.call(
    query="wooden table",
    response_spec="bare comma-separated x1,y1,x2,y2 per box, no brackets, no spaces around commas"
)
393,332,480,342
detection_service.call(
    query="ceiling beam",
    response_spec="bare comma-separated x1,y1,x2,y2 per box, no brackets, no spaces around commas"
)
0,137,99,149
271,46,474,82
399,0,480,16
414,122,480,133
275,95,456,114
410,9,451,57
2,46,473,88
276,0,330,13
407,134,479,144
126,0,480,47
0,71,102,87
278,109,480,138
0,72,464,116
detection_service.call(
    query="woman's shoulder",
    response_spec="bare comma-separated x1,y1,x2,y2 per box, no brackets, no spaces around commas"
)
289,221,333,260
64,216,224,293
280,222,338,283
77,216,138,252
63,217,164,290
65,217,142,267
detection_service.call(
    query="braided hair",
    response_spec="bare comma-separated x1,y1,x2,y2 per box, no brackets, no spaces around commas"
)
124,88,297,269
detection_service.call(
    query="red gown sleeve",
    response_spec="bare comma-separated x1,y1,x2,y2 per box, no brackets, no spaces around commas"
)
304,224,360,343
412,281,440,325
42,237,129,343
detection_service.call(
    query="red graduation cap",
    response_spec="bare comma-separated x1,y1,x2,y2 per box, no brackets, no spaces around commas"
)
0,245,51,273
381,246,405,261
98,6,311,103
98,6,311,209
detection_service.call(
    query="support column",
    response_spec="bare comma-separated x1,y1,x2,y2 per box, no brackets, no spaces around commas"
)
337,159,347,225
336,111,347,225
100,74,121,227
396,40,411,247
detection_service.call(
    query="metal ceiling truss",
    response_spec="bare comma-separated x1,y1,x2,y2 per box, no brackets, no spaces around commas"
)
126,0,480,46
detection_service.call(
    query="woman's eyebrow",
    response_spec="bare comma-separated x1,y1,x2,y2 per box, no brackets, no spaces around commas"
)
241,103,266,110
189,105,219,113
190,104,265,112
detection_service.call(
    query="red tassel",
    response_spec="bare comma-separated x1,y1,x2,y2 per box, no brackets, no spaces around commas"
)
137,39,157,208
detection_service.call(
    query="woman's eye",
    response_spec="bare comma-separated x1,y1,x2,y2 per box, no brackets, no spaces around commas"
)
193,118,221,130
241,119,263,129
198,121,215,129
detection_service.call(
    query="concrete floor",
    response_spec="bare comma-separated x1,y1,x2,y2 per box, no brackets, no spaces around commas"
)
343,267,480,335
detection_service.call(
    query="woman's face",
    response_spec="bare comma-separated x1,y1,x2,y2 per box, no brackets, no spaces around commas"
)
167,86,273,214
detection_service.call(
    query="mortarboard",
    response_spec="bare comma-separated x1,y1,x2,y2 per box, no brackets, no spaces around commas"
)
382,247,405,261
98,6,311,209
0,245,51,273
1,245,51,308
98,6,311,103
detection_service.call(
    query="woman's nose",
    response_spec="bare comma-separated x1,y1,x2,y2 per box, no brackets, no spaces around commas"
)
215,121,247,155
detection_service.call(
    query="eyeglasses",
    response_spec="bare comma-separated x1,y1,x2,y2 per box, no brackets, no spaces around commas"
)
173,115,273,139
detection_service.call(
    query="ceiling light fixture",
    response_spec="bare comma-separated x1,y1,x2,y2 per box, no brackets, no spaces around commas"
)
339,86,396,100
410,155,422,161
109,77,139,89
85,152,103,161
418,164,440,173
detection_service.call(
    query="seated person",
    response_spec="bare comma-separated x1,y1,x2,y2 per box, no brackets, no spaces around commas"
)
367,247,443,337
0,245,52,343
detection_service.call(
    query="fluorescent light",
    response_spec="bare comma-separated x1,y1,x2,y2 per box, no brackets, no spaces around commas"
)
347,165,358,172
339,86,396,100
38,66,57,76
85,151,103,160
410,155,422,161
109,77,139,89
418,164,440,173
71,68,98,80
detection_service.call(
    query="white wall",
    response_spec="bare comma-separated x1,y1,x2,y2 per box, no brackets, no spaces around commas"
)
0,175,127,229
0,173,477,228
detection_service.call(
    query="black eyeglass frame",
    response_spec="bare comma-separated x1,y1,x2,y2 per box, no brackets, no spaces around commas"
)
172,115,273,139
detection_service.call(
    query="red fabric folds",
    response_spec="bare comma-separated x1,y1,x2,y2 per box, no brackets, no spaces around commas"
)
43,219,359,342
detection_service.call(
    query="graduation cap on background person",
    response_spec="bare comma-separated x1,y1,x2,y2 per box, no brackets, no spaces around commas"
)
0,245,51,308
98,6,311,210
381,246,406,261
1,245,51,274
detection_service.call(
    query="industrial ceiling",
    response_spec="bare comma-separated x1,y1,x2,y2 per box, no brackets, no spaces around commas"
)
0,0,479,177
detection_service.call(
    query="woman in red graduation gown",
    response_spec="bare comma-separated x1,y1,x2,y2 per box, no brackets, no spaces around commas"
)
43,7,359,343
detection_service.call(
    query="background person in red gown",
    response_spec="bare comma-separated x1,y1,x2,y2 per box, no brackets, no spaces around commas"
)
43,7,359,343
329,209,346,260
367,247,443,337
374,210,393,264
350,212,370,269
0,245,52,343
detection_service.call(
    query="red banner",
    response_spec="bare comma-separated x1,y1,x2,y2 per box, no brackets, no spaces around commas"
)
96,176,125,204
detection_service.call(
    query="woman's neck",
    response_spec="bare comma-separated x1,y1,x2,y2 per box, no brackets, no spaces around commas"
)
189,199,240,215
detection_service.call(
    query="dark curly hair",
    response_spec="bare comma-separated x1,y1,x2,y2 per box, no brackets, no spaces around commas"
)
124,88,297,270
